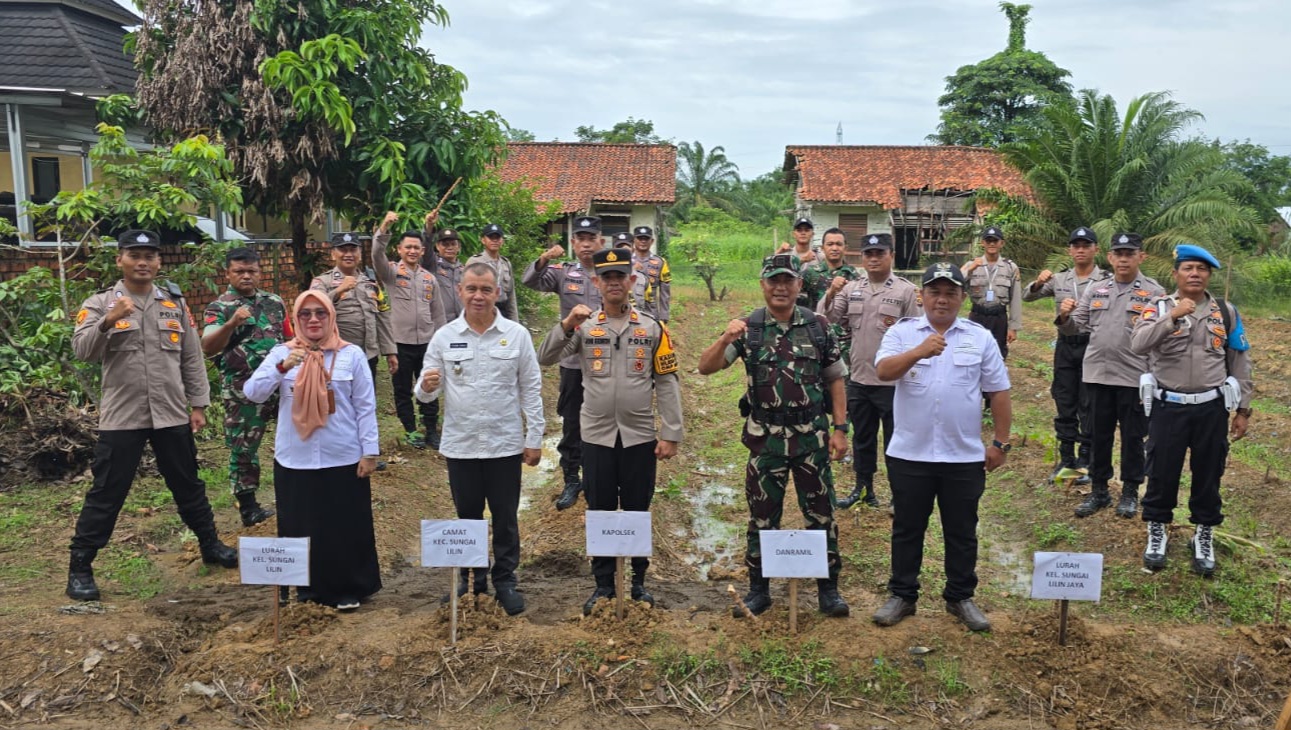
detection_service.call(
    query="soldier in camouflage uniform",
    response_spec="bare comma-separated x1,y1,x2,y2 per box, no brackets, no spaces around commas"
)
202,247,290,526
698,254,851,619
798,228,860,368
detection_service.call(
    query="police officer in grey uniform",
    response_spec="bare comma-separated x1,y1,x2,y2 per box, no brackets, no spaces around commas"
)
1130,244,1252,576
630,226,671,324
537,248,684,615
466,223,518,321
612,232,632,249
1059,233,1163,519
431,228,465,323
522,214,605,509
371,212,446,450
962,226,1022,360
1023,227,1110,483
310,232,397,383
66,230,237,601
819,233,921,508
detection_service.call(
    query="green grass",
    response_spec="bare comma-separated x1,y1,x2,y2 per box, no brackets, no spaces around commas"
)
862,654,912,705
1033,521,1081,549
649,637,720,683
736,639,838,693
97,545,164,599
929,656,971,698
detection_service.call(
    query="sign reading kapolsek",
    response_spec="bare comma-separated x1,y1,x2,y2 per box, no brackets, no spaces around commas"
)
239,537,310,586
421,519,489,568
585,511,652,557
1030,552,1103,602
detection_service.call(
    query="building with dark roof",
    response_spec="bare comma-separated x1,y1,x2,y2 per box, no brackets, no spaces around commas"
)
783,145,1032,268
1,0,141,237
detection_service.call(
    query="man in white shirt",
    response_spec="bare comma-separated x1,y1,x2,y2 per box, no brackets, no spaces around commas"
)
871,262,1013,632
416,263,544,615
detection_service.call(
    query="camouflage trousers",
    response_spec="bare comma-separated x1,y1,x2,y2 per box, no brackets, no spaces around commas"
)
224,396,275,496
743,446,840,578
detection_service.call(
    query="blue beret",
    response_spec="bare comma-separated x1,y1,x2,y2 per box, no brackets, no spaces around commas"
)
1173,244,1221,269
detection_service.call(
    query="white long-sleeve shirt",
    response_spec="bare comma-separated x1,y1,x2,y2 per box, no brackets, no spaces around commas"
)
415,312,545,459
243,344,380,468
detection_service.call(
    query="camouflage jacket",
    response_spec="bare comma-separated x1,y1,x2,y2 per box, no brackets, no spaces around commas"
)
203,288,290,399
725,306,847,457
798,262,859,309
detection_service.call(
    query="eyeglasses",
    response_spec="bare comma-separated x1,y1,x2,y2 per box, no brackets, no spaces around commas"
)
298,309,330,320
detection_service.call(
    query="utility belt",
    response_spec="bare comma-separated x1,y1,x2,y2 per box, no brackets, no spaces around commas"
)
971,304,1006,316
1154,388,1222,406
1141,374,1239,416
741,399,826,426
1058,333,1090,345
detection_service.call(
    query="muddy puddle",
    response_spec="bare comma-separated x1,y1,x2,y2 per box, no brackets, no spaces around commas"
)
684,462,743,578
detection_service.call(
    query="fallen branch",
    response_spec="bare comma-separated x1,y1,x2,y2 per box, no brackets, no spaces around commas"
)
727,584,755,620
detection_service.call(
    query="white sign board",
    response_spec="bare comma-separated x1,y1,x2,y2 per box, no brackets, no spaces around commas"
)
421,519,490,568
239,537,310,586
1030,551,1103,602
585,511,652,557
760,530,829,579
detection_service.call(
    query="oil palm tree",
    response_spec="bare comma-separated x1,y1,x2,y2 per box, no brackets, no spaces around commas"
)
676,141,741,212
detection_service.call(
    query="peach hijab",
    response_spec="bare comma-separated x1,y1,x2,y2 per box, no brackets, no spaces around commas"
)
288,290,349,440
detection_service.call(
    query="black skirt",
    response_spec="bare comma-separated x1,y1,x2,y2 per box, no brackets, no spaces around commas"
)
274,461,382,606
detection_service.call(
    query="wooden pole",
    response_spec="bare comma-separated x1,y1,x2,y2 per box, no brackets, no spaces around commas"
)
788,579,798,635
1224,256,1233,301
272,586,280,646
449,570,458,645
1275,580,1285,628
430,177,463,219
1277,687,1291,730
615,557,625,620
1058,599,1069,646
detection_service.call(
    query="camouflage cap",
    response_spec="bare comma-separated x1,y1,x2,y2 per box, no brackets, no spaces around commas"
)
761,253,802,279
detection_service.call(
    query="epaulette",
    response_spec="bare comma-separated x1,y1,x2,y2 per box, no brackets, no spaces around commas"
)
164,280,184,299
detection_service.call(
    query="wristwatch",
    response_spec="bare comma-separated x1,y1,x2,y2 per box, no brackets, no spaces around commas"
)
833,423,850,434
991,439,1012,453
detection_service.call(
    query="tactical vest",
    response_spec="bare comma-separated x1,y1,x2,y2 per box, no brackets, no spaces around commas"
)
739,306,830,426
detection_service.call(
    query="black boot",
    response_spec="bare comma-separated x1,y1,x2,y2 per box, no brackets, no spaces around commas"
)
816,578,849,617
426,428,442,451
835,485,863,510
583,585,615,616
237,491,275,527
555,474,582,511
631,577,655,607
1115,484,1139,518
199,536,238,568
1074,483,1112,518
860,484,880,508
66,549,100,601
736,569,772,618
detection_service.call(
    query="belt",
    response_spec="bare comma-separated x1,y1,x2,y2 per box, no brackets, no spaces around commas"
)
971,304,1006,316
1154,388,1221,405
1059,334,1090,345
750,402,826,426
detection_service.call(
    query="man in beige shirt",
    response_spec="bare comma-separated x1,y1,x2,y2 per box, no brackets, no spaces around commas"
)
961,226,1022,359
67,230,237,602
538,248,683,616
310,232,396,383
466,223,518,321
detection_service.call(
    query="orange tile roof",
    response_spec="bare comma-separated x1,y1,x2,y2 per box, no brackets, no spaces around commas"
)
496,143,677,214
783,145,1031,209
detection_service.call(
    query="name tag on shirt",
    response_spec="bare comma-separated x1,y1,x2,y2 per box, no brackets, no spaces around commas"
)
450,342,468,349
985,290,995,302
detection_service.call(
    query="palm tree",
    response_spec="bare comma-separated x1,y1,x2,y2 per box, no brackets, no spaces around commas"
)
990,90,1261,277
676,141,741,211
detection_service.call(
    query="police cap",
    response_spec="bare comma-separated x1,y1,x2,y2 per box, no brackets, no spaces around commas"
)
861,233,893,251
119,229,162,249
329,231,361,248
573,216,602,235
592,248,632,276
1110,232,1142,251
1068,226,1098,244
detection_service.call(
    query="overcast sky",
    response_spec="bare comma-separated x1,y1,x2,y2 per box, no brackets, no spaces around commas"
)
417,0,1291,176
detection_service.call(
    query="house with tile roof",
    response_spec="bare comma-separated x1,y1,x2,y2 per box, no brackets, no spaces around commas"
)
782,145,1031,269
1,0,145,238
496,142,676,244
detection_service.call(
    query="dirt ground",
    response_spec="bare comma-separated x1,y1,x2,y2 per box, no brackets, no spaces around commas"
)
2,277,1290,729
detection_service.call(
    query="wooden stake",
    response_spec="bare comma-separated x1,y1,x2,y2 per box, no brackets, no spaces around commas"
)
727,584,755,620
1278,686,1291,730
430,177,463,219
1058,599,1069,646
788,579,798,635
271,586,280,646
615,557,625,620
1275,580,1285,628
449,569,458,645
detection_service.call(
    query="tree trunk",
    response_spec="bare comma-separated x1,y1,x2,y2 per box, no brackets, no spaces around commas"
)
291,208,311,288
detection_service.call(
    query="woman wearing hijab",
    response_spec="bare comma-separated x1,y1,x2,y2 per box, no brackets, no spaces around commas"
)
244,290,382,611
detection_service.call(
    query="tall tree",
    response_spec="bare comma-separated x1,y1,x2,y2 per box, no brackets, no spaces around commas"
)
676,141,740,212
132,0,506,283
574,117,662,144
929,3,1072,147
989,90,1261,274
505,127,537,142
1216,139,1291,226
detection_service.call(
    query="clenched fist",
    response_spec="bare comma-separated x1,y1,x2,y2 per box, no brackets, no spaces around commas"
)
1170,297,1197,321
563,304,592,332
541,244,566,263
377,211,399,234
1036,269,1054,285
1059,298,1077,316
722,318,748,345
105,296,135,325
420,367,441,392
828,276,848,295
230,306,253,326
918,333,947,359
337,276,358,295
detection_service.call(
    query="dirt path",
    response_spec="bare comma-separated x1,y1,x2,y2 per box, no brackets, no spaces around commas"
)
1,278,1289,729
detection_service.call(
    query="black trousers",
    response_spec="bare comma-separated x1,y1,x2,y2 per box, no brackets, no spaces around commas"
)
556,366,584,479
446,455,523,587
847,381,895,485
1142,399,1227,526
969,307,1009,360
393,342,437,434
1052,337,1091,464
366,356,378,384
887,457,984,603
72,425,217,551
583,437,657,586
1088,383,1147,487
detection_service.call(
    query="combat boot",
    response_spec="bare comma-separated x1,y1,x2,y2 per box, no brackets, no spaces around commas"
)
861,484,880,508
630,578,655,608
1114,484,1139,518
816,578,849,617
66,549,100,601
1144,521,1168,571
737,575,772,618
199,537,238,568
555,473,582,511
426,428,442,451
1190,524,1216,577
1074,483,1112,518
1073,452,1092,486
583,585,615,616
237,491,275,527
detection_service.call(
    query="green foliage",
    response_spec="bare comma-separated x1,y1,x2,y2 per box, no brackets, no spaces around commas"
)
929,3,1072,147
1215,139,1291,236
674,141,741,215
649,638,720,683
574,117,663,144
736,640,837,693
260,34,364,145
863,654,912,704
1033,521,1080,549
0,268,96,403
929,657,971,698
505,127,536,142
